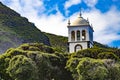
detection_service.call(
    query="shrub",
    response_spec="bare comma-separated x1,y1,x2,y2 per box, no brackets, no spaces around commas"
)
76,58,108,80
71,47,116,59
66,58,109,80
4,49,27,58
0,55,12,80
98,52,119,60
114,49,120,58
103,59,120,80
7,55,39,80
73,48,103,59
18,43,55,53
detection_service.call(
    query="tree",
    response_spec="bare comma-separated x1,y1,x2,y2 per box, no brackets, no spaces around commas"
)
0,55,13,80
7,55,38,80
66,58,108,80
103,59,120,80
98,52,119,60
76,58,108,80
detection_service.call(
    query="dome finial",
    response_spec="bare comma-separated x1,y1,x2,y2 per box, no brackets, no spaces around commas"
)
68,19,71,25
87,17,89,21
79,7,82,17
91,24,93,28
87,17,89,23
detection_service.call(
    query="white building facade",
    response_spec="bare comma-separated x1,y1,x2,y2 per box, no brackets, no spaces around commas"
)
67,14,94,53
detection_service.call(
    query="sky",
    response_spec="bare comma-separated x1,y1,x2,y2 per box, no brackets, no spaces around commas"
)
0,0,120,48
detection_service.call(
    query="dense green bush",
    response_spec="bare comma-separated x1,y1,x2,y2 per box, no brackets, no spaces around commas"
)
66,57,120,80
7,55,39,80
0,43,120,80
4,48,27,58
18,43,54,53
103,59,120,80
98,52,119,60
0,43,73,80
0,55,12,80
71,47,116,59
66,58,108,80
114,49,120,58
75,48,101,58
77,58,108,80
66,46,120,80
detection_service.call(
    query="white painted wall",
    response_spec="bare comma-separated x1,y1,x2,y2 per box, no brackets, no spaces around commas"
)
68,26,93,53
69,42,88,53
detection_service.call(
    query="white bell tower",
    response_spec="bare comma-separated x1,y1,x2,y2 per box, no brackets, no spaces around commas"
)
67,12,94,53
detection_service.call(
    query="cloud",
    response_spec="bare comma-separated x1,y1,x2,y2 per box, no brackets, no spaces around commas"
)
32,8,68,36
64,0,81,9
64,0,98,10
82,7,120,44
83,0,98,7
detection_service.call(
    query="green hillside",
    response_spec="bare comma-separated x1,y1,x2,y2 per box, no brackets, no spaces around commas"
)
45,32,68,53
0,2,50,53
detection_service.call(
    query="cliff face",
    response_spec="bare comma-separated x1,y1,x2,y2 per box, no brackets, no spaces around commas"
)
0,2,50,53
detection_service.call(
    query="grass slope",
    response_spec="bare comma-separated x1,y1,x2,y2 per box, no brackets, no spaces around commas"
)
45,32,68,53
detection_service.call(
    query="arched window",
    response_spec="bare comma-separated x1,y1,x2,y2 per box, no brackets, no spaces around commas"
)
82,30,86,40
77,30,80,41
71,31,75,41
75,44,82,52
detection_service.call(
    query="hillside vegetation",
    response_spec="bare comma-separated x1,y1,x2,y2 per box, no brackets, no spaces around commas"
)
0,2,50,53
0,43,73,80
0,43,120,80
45,33,68,53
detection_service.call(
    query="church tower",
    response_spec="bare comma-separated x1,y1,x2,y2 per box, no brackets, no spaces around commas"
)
67,12,94,53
